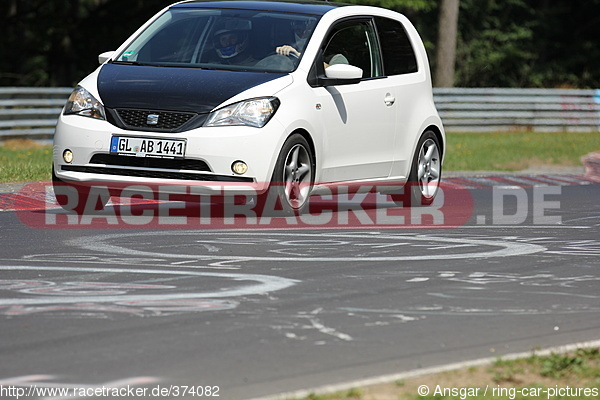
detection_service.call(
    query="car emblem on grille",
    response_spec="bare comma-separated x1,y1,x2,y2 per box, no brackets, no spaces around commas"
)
147,114,159,125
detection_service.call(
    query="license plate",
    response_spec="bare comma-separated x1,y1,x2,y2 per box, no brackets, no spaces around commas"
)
110,136,186,158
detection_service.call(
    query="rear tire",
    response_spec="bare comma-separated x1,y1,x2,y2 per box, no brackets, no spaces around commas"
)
392,130,442,207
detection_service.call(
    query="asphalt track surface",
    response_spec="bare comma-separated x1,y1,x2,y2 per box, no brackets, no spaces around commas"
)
0,174,599,400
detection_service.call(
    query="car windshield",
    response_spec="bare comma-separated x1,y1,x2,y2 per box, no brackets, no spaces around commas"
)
113,8,319,73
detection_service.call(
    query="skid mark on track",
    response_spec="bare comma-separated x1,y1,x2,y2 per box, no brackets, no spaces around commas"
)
339,269,600,317
67,231,547,262
0,266,297,318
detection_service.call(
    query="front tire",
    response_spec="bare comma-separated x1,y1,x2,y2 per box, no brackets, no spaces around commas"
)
259,134,314,215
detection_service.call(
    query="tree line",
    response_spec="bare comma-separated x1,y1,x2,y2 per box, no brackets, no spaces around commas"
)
1,0,598,88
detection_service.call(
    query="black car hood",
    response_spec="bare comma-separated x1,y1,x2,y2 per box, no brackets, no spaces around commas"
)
98,63,285,114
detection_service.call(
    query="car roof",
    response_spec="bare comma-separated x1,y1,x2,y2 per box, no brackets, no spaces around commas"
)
172,0,347,16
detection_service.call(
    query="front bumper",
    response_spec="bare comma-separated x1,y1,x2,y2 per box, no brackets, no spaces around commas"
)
53,114,286,195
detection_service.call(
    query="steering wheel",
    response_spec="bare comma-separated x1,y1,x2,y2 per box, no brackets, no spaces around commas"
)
256,53,296,71
275,45,300,59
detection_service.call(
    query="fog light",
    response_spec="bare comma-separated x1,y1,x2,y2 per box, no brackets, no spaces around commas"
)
63,149,74,163
231,161,248,175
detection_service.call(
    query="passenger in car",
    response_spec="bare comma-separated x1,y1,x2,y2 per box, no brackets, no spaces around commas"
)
276,20,348,68
275,19,312,58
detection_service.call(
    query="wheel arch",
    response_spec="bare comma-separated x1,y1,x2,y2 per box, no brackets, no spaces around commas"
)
288,128,317,175
424,124,445,159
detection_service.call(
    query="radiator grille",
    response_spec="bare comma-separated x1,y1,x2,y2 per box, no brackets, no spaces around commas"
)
90,154,210,171
61,165,253,183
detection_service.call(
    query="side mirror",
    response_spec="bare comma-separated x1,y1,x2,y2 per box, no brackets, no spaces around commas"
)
98,51,116,64
325,64,363,80
308,64,363,87
306,50,363,87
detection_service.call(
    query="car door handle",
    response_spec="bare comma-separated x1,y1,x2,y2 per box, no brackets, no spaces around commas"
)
384,93,396,106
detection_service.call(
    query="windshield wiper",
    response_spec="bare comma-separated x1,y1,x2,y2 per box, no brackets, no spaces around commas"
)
111,60,158,67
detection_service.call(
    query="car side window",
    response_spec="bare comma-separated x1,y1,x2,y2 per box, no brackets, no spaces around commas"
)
323,20,382,78
374,17,418,75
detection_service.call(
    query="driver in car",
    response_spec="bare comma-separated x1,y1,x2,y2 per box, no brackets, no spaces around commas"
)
209,27,256,65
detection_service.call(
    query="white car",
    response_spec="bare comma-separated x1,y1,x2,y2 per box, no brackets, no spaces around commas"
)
53,0,444,214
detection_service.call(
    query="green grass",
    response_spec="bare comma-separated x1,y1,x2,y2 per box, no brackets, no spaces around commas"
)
1,132,600,183
295,348,600,400
444,131,600,171
0,139,52,183
303,389,362,400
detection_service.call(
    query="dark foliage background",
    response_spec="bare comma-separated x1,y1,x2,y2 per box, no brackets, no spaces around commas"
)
1,0,599,88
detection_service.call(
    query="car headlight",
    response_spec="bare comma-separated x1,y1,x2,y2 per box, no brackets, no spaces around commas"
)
64,86,106,120
205,97,280,128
